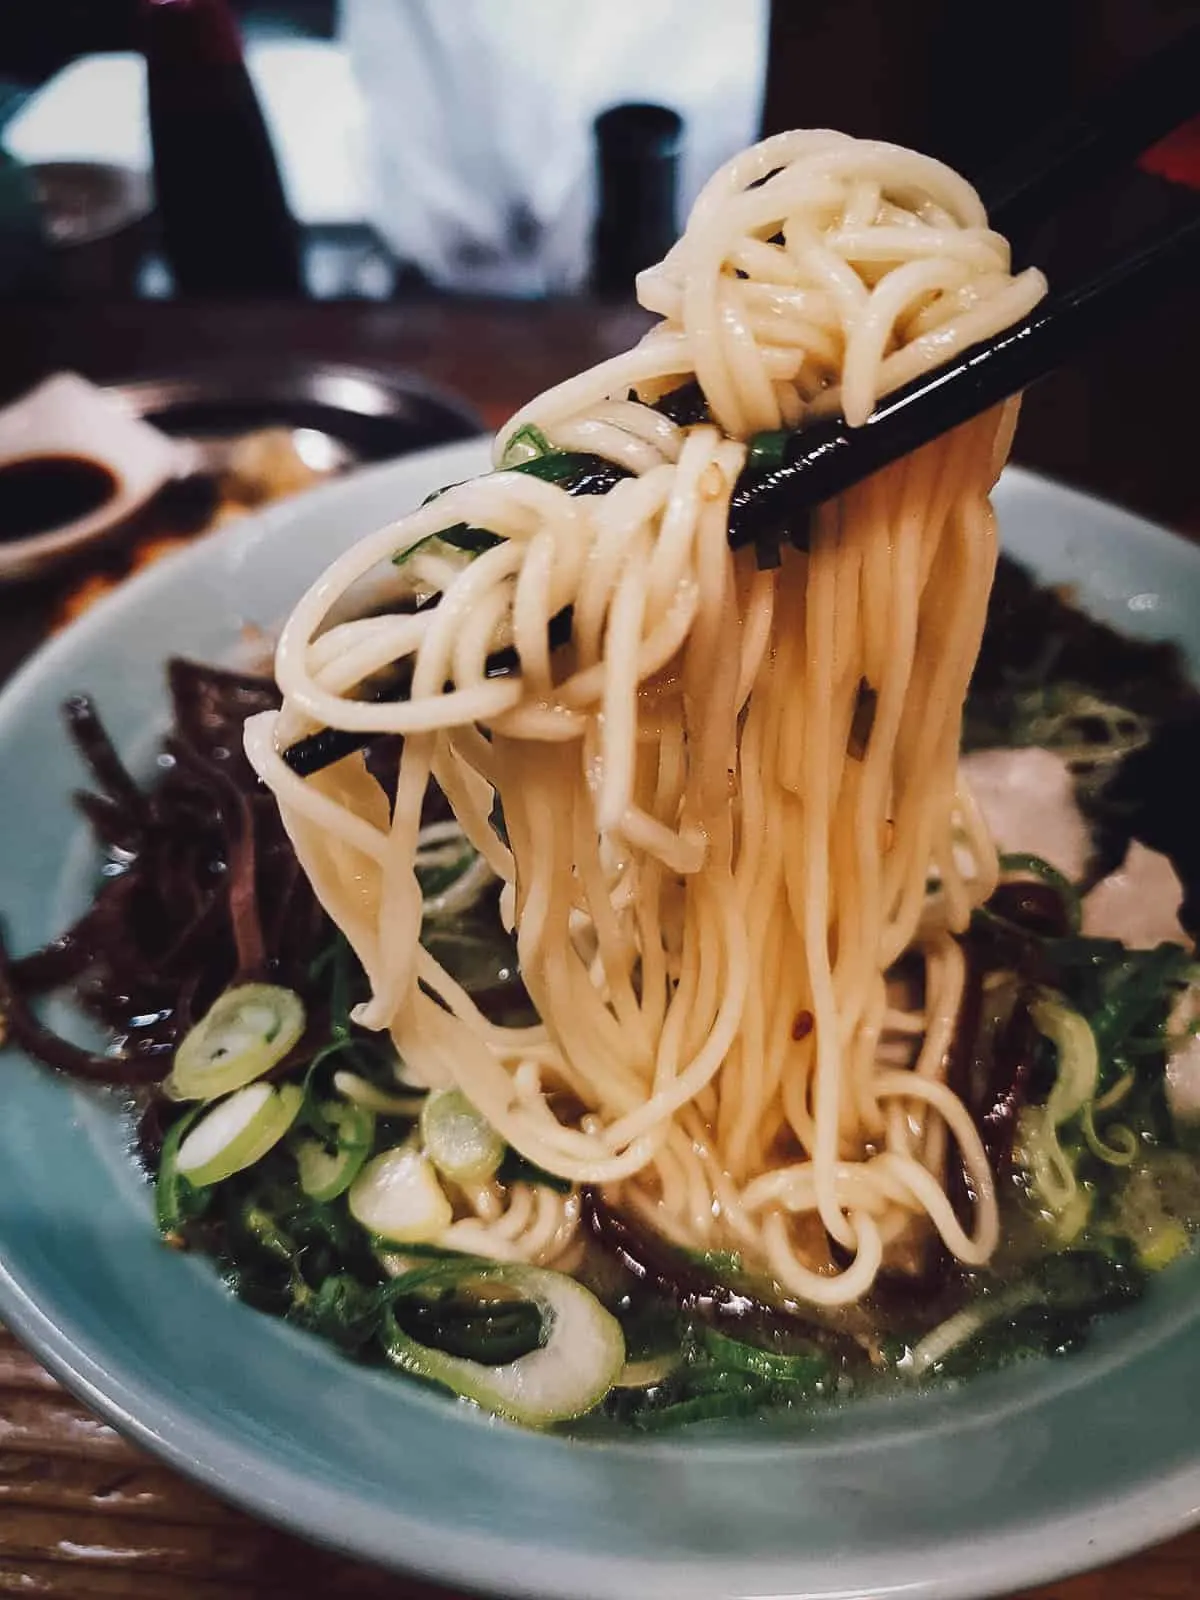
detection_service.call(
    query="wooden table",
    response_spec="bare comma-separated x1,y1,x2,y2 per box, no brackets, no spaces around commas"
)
1,294,1198,1600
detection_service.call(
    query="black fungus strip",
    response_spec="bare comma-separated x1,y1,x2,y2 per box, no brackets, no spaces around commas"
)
167,736,264,980
582,1189,833,1346
0,924,167,1085
71,790,145,857
167,659,281,774
2,663,330,1090
63,695,151,822
978,999,1039,1176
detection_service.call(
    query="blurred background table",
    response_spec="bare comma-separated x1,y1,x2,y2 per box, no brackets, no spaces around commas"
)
1,292,1199,1600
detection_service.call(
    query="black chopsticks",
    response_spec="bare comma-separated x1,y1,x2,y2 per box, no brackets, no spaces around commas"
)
283,26,1199,778
726,206,1200,550
282,607,576,778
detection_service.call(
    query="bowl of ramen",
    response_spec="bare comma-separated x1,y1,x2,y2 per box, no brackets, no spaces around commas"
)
1,131,1198,1600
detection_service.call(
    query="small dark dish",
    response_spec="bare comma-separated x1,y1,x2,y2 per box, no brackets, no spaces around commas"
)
108,359,483,469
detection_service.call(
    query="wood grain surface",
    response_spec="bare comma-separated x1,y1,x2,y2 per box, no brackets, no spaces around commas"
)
0,1326,440,1599
0,292,1197,1599
2,1322,1198,1600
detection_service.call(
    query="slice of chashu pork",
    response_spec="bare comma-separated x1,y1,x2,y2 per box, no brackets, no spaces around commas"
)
962,745,1198,1123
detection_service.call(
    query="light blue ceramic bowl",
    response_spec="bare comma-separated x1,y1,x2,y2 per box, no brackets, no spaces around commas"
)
1,442,1199,1600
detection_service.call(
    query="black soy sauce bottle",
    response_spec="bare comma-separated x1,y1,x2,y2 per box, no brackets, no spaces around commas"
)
591,102,684,297
140,0,303,297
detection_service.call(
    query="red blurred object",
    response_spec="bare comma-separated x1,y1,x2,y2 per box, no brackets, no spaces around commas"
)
1140,116,1200,190
139,0,242,68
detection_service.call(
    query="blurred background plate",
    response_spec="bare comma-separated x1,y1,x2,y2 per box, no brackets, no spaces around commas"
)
0,358,482,683
106,358,483,466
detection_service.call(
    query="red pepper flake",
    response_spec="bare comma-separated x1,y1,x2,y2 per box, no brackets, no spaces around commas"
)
792,1009,814,1041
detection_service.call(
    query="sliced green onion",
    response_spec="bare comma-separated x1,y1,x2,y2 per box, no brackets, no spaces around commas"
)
415,821,495,917
1054,1182,1092,1245
1014,1108,1091,1241
391,530,442,568
1093,1069,1136,1113
420,1088,505,1184
686,1248,745,1277
376,1248,423,1278
332,1069,426,1117
677,1366,764,1398
500,424,551,466
175,1082,303,1187
1092,942,1192,1059
380,1259,624,1426
415,824,476,894
624,1389,764,1431
700,1327,828,1387
395,1289,544,1365
1017,992,1100,1233
1113,1153,1200,1271
613,1350,680,1388
291,1098,376,1202
1031,992,1099,1125
348,1145,452,1243
154,1106,207,1235
233,1197,298,1270
1138,1220,1190,1272
745,429,788,473
907,1251,1146,1378
166,984,305,1102
906,1282,1044,1378
1079,1104,1138,1168
509,451,597,485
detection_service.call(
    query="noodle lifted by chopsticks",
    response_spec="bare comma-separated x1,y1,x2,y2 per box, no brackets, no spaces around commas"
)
246,129,1047,1304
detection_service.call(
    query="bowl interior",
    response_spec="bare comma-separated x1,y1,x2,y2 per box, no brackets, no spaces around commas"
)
1,444,1198,1600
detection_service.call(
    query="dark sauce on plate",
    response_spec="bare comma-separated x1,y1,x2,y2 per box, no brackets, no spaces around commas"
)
0,455,118,542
